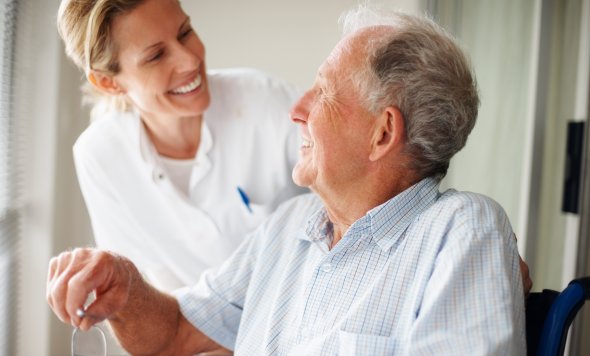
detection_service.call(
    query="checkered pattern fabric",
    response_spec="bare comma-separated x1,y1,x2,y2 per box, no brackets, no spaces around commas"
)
176,178,526,355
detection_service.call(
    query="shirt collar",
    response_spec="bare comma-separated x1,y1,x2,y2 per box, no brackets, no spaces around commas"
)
301,207,333,243
299,178,440,252
367,177,440,252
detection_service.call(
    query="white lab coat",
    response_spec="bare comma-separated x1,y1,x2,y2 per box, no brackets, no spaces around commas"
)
74,68,306,291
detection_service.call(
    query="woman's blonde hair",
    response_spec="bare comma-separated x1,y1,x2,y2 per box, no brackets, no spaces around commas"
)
57,0,147,112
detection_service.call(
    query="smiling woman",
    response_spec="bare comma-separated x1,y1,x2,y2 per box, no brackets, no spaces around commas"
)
57,0,306,311
54,0,308,353
57,0,305,292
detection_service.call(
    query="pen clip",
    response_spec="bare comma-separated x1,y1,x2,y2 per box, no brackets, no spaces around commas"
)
237,186,253,213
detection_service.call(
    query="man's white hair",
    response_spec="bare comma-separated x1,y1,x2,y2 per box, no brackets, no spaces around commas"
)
337,5,479,180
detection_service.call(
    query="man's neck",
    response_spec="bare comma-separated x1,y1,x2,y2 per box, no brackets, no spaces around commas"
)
323,172,420,248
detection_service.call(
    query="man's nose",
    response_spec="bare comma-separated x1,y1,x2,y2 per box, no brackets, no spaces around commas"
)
290,91,313,124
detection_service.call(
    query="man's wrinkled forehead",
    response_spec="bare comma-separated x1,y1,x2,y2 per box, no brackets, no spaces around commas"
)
319,33,362,75
321,38,350,71
323,26,396,68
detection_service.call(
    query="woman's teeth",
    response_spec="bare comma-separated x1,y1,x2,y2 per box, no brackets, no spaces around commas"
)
170,74,202,94
302,139,313,148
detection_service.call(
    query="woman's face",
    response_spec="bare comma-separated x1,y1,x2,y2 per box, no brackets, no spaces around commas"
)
109,0,210,121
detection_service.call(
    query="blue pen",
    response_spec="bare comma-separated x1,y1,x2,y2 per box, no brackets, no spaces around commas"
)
237,186,253,213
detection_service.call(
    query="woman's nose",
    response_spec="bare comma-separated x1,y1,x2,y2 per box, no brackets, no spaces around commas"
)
172,43,200,73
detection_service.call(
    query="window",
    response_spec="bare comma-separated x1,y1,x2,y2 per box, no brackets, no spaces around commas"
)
0,0,20,354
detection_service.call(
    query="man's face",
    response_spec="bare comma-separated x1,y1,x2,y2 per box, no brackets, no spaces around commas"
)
290,32,377,196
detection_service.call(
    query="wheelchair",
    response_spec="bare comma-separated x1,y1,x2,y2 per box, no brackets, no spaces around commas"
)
526,277,590,356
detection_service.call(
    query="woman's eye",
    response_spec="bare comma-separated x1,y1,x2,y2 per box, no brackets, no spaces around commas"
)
147,50,164,62
180,28,193,39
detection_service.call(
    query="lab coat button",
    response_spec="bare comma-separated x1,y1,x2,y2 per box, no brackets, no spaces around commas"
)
152,169,165,183
320,263,332,273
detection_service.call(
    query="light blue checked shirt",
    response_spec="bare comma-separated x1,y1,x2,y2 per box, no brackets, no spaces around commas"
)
175,178,526,355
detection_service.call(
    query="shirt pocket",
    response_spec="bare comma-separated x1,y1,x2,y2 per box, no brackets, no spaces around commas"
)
338,330,400,356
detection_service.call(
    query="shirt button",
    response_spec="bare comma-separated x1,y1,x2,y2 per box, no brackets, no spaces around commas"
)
152,169,165,183
320,263,332,273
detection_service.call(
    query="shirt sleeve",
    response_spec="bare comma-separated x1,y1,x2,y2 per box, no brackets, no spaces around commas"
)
173,228,263,350
406,198,526,355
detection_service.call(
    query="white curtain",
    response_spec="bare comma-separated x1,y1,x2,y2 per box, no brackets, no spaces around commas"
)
429,0,588,293
429,0,536,239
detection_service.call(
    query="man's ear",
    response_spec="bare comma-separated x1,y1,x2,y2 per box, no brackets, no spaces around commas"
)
369,106,405,162
87,70,125,95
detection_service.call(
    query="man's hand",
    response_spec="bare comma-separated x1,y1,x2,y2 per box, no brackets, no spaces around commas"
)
46,247,220,355
513,234,533,298
46,248,134,330
519,255,533,298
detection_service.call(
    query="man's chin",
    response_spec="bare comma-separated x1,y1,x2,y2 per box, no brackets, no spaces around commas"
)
291,168,313,189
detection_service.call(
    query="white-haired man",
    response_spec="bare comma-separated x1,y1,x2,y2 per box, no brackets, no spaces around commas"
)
47,8,525,355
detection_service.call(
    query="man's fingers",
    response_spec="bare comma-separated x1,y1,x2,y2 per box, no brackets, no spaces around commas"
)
81,254,132,324
518,255,533,297
46,248,133,330
46,248,102,327
47,251,77,324
46,247,136,334
46,256,59,309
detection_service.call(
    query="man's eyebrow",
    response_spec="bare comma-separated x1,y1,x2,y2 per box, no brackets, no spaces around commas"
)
318,71,331,88
139,17,190,56
316,71,326,83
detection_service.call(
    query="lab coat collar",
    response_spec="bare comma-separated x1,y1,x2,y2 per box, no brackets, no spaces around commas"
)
137,110,213,166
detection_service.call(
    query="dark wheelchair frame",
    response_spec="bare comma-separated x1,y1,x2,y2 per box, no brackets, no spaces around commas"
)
526,277,590,356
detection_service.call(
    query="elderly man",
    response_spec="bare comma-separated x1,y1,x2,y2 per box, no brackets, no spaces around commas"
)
47,7,525,355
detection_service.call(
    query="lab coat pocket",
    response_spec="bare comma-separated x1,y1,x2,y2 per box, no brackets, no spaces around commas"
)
233,201,272,238
338,330,399,356
240,201,271,223
234,187,273,231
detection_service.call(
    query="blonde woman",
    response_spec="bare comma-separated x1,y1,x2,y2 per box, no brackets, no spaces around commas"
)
58,0,305,292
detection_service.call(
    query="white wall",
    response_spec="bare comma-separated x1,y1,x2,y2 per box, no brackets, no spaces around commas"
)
184,0,423,90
